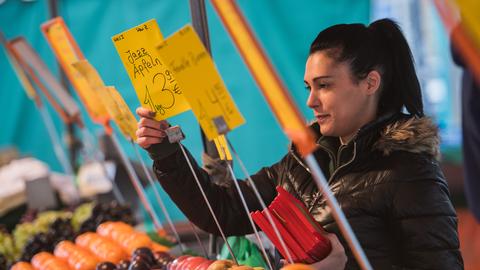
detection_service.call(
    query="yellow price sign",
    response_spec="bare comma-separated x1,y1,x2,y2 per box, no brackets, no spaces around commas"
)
455,0,480,48
73,60,137,140
104,86,138,141
112,19,189,120
213,135,232,161
210,0,316,156
157,25,245,140
41,17,109,123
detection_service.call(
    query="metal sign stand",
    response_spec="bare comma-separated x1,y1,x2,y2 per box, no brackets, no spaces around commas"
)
165,125,238,264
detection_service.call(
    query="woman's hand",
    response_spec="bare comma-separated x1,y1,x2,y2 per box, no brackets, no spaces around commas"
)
135,107,170,149
310,233,347,270
281,233,347,270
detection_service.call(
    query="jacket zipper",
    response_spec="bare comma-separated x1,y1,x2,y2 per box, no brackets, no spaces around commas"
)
308,142,357,212
290,143,336,174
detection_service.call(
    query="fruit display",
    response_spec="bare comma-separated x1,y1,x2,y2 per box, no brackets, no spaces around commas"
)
0,201,135,267
75,232,128,264
96,222,158,255
0,228,17,266
2,203,270,270
54,240,99,270
280,263,314,270
31,251,72,270
13,211,72,256
77,202,135,234
9,261,34,270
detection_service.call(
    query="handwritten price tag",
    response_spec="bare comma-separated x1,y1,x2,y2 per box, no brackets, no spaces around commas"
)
112,19,189,120
157,25,245,140
41,17,108,123
73,60,137,140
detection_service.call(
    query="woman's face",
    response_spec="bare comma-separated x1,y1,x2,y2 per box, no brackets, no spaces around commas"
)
304,51,379,140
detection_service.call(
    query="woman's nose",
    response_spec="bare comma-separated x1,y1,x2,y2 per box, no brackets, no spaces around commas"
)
306,91,319,108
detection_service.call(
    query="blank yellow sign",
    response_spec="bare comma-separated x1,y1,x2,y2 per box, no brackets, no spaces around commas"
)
105,86,139,141
73,60,137,140
112,19,190,121
455,0,480,48
157,25,245,140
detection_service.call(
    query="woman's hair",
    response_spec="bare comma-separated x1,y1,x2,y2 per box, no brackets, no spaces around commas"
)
309,18,424,117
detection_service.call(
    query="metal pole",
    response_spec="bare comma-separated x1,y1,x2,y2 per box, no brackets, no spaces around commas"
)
131,141,191,254
227,140,294,264
178,143,238,264
38,104,74,176
80,127,125,204
189,0,225,258
304,154,372,270
48,0,78,172
109,132,164,231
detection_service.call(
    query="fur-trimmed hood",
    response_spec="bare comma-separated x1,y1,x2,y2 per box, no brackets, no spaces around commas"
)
373,116,441,160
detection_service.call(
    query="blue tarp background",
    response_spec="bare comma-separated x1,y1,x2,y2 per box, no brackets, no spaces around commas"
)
0,0,369,222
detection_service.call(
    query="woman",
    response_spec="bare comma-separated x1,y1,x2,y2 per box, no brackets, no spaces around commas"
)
136,19,463,269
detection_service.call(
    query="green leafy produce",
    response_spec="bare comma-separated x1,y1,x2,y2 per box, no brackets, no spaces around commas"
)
13,211,70,252
0,231,18,264
71,202,94,231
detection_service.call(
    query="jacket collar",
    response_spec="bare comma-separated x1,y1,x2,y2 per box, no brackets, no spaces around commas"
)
291,112,440,166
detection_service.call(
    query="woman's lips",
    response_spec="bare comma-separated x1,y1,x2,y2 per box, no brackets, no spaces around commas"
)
315,114,330,124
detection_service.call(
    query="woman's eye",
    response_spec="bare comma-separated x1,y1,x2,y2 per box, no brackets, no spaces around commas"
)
305,85,311,91
318,83,328,89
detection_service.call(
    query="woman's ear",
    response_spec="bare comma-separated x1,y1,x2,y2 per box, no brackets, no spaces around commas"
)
365,70,381,95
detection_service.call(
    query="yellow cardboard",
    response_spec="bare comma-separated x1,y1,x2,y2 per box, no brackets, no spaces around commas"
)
112,19,189,120
157,25,245,140
107,86,139,141
455,0,480,48
209,0,316,156
73,60,137,140
43,19,108,120
213,135,232,161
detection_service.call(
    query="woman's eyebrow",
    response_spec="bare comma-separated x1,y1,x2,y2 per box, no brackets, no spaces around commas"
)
312,76,333,83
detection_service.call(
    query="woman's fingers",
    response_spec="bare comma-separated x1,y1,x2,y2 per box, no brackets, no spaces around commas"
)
136,136,163,149
136,126,166,139
138,118,170,130
136,107,156,119
136,107,172,149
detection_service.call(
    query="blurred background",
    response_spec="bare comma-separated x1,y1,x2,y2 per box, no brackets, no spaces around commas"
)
0,0,478,269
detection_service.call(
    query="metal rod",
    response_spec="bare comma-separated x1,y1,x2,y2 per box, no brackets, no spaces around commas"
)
218,144,273,270
109,132,164,230
130,141,190,253
178,143,238,264
38,95,73,176
305,154,372,270
189,0,221,257
48,0,78,173
187,221,209,258
227,140,294,264
79,128,125,204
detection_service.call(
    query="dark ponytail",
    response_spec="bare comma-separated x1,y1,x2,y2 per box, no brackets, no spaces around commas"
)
309,18,424,117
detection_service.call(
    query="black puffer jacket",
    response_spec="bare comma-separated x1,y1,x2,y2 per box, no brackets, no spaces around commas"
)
150,113,463,269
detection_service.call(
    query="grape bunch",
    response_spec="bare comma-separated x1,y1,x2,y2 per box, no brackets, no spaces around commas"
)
0,253,7,270
19,218,75,262
19,209,38,223
13,211,71,252
78,201,135,234
0,228,17,267
95,247,173,270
